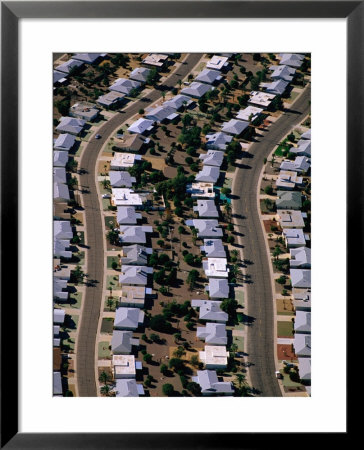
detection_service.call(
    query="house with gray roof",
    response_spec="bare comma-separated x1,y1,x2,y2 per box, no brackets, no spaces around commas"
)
207,278,229,299
163,94,194,111
221,118,249,136
180,82,214,98
276,191,302,210
191,299,228,323
119,265,153,285
278,53,305,67
127,118,154,135
119,225,153,244
290,247,311,268
145,105,179,123
53,151,69,168
293,333,311,357
294,311,311,334
185,219,223,238
205,132,232,150
53,70,68,85
53,278,68,301
114,307,144,330
195,69,222,85
129,67,151,84
56,116,85,135
97,91,126,108
116,207,142,225
121,244,152,265
283,228,306,248
196,323,227,345
113,134,147,152
293,288,311,311
235,105,263,123
195,166,220,183
298,358,311,381
53,371,63,396
54,182,70,203
53,325,61,347
193,199,219,218
199,150,224,167
54,220,73,240
53,238,71,259
53,308,66,324
69,102,99,121
280,156,311,173
55,58,83,74
260,79,289,95
301,129,311,140
290,269,311,289
115,379,145,397
290,139,311,157
192,370,234,395
269,64,296,82
54,133,76,151
200,239,226,258
110,171,136,188
53,167,67,184
73,53,105,64
111,330,139,354
109,78,142,95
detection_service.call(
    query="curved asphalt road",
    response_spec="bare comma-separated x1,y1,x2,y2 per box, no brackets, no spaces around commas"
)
76,53,203,397
232,86,311,396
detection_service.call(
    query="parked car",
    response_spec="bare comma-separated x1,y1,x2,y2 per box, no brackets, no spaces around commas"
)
95,134,101,139
275,371,283,379
102,194,111,198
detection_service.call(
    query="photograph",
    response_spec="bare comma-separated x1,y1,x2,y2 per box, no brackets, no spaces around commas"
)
52,51,311,398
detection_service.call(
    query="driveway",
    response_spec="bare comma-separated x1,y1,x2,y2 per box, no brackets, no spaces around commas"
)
76,53,204,397
232,85,311,396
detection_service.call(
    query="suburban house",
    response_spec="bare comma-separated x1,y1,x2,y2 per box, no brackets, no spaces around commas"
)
54,133,76,151
96,91,126,108
163,94,194,111
192,370,233,395
294,311,311,334
56,116,85,135
111,330,139,354
119,286,149,308
193,199,219,218
114,307,145,330
276,170,303,190
293,288,311,311
248,91,276,108
127,118,155,135
53,308,66,325
199,346,229,369
109,78,142,95
115,379,145,397
203,258,229,278
142,53,168,68
112,134,147,152
235,105,263,123
73,53,105,64
293,334,311,357
53,150,69,168
53,167,67,184
69,102,99,121
116,206,142,225
120,244,152,265
54,182,70,203
53,371,63,396
185,219,223,238
53,261,71,281
118,265,153,285
195,69,222,85
180,82,214,98
260,79,289,95
269,64,296,82
290,268,311,289
55,58,83,74
301,129,311,140
53,70,68,85
283,228,307,248
277,209,306,228
206,55,229,71
109,171,136,188
129,67,151,84
290,247,311,268
290,139,311,157
110,153,141,170
111,189,143,207
298,358,311,381
200,239,226,258
186,182,215,198
221,118,249,136
205,132,232,150
280,156,311,173
278,53,305,67
191,299,228,323
118,225,153,244
53,238,71,259
53,325,61,347
207,278,230,299
53,278,68,301
54,220,73,240
199,150,224,167
195,166,220,183
113,354,141,379
145,105,179,123
196,323,228,346
276,191,302,210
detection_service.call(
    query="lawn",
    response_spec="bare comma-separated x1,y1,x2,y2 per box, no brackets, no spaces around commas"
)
104,216,117,229
277,320,294,338
74,251,85,266
260,199,276,215
69,291,82,309
99,181,111,195
104,296,119,312
98,341,112,359
279,369,304,388
106,274,119,290
235,290,244,307
75,231,85,245
101,318,114,334
107,255,120,270
276,298,295,316
232,335,244,352
102,198,111,211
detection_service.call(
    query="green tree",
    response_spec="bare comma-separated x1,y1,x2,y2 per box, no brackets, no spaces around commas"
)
150,314,171,333
143,353,153,364
277,275,287,285
98,370,111,385
169,358,184,372
100,384,111,396
160,364,168,375
187,269,199,290
162,384,174,396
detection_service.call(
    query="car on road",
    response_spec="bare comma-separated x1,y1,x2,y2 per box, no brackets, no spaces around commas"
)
95,134,101,139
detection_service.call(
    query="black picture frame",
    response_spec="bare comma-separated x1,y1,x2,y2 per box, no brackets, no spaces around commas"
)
1,1,357,448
